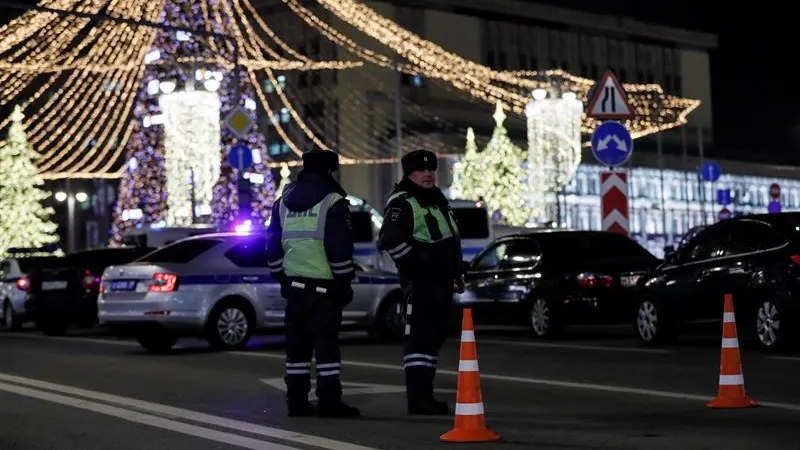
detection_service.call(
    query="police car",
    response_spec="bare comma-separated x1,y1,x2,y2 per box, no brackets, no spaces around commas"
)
0,248,64,330
98,232,404,352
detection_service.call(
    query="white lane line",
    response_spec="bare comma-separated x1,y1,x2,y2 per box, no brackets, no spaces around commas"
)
8,334,800,412
0,381,300,450
231,352,800,412
0,372,379,450
477,339,673,354
765,356,800,362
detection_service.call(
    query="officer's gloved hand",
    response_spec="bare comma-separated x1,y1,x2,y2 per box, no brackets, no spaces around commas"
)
334,280,354,307
454,275,466,294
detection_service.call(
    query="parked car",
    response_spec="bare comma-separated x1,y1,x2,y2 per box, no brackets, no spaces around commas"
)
455,230,661,338
0,250,65,330
25,246,154,335
635,213,800,350
98,232,404,352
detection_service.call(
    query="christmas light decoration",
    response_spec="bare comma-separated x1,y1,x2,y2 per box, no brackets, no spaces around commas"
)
450,127,484,201
526,89,584,218
109,0,278,242
159,90,222,226
463,102,529,226
0,106,60,257
0,0,703,183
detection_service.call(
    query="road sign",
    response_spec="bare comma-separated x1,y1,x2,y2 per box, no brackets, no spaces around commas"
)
591,121,633,167
718,208,731,221
224,106,254,139
600,171,630,236
260,378,455,401
228,143,253,171
770,183,781,200
700,161,721,183
768,200,782,214
586,71,635,120
717,189,731,206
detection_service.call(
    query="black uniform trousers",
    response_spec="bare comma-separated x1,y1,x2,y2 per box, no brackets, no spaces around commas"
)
402,277,453,404
283,284,343,407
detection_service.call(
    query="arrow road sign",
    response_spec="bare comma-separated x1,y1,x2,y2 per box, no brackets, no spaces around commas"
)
260,378,454,401
586,71,635,120
700,161,721,183
229,143,253,171
591,121,633,167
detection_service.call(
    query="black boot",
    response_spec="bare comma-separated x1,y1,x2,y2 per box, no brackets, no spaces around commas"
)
408,397,450,415
287,401,316,417
317,401,361,418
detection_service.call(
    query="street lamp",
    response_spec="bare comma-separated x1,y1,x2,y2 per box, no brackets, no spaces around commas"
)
55,189,88,253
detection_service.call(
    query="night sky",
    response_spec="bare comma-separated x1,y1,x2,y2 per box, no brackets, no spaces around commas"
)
0,1,792,165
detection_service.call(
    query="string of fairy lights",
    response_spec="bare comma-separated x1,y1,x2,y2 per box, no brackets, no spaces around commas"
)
0,0,701,180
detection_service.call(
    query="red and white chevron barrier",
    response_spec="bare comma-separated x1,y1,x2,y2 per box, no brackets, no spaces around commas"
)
600,171,630,235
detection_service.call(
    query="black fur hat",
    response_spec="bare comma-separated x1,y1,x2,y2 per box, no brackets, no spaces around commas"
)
401,150,437,176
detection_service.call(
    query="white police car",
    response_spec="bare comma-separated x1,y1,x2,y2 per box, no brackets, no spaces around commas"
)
0,248,64,330
98,232,404,353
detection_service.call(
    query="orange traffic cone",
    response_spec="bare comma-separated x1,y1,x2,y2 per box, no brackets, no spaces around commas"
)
440,308,501,443
708,294,758,409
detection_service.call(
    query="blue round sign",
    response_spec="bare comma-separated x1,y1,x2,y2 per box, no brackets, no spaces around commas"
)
591,121,633,167
700,161,721,183
229,143,253,170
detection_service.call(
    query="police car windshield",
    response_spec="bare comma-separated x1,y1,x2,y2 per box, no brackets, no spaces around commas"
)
137,238,222,264
451,208,490,239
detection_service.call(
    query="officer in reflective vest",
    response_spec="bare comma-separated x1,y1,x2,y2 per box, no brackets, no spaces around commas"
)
266,149,360,418
377,149,466,415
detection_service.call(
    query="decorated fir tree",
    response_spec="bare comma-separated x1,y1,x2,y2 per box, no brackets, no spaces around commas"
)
451,127,485,201
110,0,277,243
0,106,60,256
478,102,529,226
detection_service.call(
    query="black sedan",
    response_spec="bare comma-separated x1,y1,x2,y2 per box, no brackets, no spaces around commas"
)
635,213,800,351
456,230,661,338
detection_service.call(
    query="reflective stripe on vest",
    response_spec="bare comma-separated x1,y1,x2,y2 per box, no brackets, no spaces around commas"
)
387,191,457,243
279,191,344,279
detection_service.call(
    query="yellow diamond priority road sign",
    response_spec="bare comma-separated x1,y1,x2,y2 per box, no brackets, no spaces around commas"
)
224,107,254,139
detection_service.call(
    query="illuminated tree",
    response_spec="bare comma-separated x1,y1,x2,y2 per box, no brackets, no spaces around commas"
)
0,106,59,256
110,0,277,243
474,102,529,226
451,127,485,201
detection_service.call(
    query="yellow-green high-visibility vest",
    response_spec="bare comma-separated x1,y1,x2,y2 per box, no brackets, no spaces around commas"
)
387,191,459,243
279,191,344,279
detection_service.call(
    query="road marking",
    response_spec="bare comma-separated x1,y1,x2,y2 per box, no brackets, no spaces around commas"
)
260,378,455,401
765,356,800,362
0,372,379,450
0,381,301,450
7,333,800,412
477,339,673,354
234,352,800,411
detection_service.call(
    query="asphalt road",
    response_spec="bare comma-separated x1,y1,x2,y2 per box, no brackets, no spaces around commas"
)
1,324,800,450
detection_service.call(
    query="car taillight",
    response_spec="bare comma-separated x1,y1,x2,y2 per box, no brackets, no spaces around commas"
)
576,273,614,288
791,255,800,267
81,270,100,289
15,277,29,291
149,273,178,293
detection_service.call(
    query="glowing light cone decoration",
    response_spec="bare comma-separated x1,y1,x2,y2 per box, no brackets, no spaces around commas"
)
109,0,277,242
525,89,583,220
0,106,59,256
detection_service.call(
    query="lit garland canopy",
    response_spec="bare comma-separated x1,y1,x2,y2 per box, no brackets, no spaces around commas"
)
0,0,701,179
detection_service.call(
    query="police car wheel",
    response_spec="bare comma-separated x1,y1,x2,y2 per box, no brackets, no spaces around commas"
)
3,302,20,331
371,292,404,342
206,299,255,351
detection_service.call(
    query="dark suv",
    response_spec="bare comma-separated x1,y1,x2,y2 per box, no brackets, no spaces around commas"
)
635,213,800,350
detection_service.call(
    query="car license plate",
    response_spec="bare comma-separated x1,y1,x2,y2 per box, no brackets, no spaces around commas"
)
42,281,68,291
110,280,137,292
621,275,640,287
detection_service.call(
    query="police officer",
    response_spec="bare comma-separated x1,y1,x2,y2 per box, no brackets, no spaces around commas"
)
266,149,360,419
377,149,466,415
